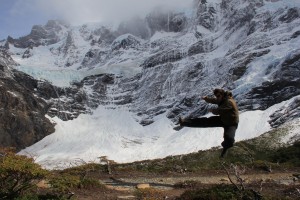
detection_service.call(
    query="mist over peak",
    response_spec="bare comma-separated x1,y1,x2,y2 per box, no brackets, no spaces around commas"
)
11,0,194,26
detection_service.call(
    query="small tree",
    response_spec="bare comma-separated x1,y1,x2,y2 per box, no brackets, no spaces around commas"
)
221,162,263,199
0,148,48,199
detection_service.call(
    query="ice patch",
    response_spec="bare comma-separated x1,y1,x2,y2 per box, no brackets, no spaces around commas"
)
19,97,299,170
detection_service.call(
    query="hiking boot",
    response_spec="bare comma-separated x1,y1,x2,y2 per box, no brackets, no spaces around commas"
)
173,126,184,131
221,140,234,149
220,148,228,158
221,141,225,148
220,143,234,158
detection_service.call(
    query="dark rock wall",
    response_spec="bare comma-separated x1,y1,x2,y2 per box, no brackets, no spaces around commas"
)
0,61,55,151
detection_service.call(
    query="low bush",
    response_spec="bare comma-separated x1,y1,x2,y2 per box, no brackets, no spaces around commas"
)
271,140,300,166
177,184,256,200
79,177,104,189
48,173,80,194
0,148,48,199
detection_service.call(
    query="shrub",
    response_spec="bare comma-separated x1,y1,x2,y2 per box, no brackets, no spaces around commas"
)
251,160,276,172
48,173,80,193
79,177,105,189
271,140,300,166
0,148,48,199
178,184,255,200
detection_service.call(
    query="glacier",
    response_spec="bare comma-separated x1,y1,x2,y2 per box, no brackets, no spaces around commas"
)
19,96,300,170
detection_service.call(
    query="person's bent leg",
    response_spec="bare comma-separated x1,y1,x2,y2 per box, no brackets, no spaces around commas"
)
220,125,237,157
223,126,236,147
181,116,223,128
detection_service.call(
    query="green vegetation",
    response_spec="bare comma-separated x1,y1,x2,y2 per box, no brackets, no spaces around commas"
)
175,180,300,200
0,148,106,199
49,164,106,192
0,148,48,199
271,140,300,166
178,184,255,200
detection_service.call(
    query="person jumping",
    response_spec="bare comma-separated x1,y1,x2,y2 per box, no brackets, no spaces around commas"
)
179,88,239,157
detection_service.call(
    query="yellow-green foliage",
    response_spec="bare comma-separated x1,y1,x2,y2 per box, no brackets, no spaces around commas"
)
48,173,81,193
0,148,48,199
271,140,300,166
79,177,104,189
179,184,254,200
49,164,105,193
62,163,105,175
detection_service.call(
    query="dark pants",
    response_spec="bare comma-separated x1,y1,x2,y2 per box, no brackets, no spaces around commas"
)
181,116,237,149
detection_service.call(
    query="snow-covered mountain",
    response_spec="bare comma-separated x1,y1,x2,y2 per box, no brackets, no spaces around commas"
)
0,0,299,169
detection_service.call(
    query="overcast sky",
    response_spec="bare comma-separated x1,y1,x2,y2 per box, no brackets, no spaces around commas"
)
0,0,194,40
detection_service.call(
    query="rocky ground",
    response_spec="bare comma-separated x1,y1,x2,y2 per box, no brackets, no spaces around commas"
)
63,168,300,199
37,136,299,199
24,135,298,199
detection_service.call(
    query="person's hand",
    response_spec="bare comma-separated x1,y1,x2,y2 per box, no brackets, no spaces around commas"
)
209,109,219,115
202,96,208,101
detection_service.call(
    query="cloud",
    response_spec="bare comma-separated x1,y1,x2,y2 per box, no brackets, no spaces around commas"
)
11,0,194,25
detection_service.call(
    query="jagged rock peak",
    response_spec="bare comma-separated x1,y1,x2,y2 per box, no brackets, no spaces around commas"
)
111,34,143,51
0,49,18,73
7,20,69,48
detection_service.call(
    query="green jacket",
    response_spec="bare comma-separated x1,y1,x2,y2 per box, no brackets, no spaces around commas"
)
205,97,239,126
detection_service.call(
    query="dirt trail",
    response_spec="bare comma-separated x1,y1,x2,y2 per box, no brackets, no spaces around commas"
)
70,171,300,199
100,172,299,191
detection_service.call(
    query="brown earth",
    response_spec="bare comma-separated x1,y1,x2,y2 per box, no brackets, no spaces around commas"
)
66,170,300,200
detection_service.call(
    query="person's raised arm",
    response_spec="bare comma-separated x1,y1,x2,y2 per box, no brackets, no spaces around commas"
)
202,96,218,104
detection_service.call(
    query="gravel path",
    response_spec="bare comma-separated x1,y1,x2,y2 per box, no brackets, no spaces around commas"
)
100,172,299,191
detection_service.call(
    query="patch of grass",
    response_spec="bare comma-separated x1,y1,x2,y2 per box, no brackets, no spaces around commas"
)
271,140,300,166
79,177,105,189
60,163,107,176
15,193,68,200
177,184,255,200
0,148,48,199
48,165,106,194
48,173,81,193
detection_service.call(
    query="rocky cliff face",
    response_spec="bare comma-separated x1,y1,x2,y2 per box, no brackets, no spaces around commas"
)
129,0,300,123
1,0,300,150
0,50,55,150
